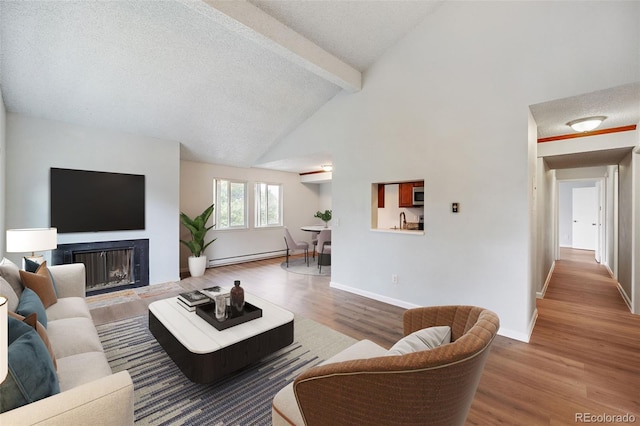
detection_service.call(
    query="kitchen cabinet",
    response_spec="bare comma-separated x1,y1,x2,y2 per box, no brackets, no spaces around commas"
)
399,181,423,207
378,184,385,208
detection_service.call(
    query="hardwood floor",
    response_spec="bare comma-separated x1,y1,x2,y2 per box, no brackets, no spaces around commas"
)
91,251,640,424
467,248,640,425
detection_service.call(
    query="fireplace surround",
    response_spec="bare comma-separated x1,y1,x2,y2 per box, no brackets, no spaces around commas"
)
52,239,149,295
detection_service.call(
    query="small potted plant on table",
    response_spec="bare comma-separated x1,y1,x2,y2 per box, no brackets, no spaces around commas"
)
314,210,332,228
180,204,216,277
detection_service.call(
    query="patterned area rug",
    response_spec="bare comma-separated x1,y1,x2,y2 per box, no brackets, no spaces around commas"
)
97,315,356,425
280,257,330,276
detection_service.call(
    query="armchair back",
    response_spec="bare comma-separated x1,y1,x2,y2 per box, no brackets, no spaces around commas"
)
293,305,499,425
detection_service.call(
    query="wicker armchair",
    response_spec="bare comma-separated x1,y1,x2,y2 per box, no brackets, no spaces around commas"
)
277,305,499,425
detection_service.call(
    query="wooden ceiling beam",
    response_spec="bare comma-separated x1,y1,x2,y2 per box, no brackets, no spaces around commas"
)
179,0,362,92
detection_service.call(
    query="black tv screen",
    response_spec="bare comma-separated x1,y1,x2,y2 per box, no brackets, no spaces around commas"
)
50,168,145,233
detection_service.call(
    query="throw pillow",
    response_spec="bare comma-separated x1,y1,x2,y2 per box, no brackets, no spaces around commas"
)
19,261,58,309
23,257,41,273
16,288,48,328
0,317,60,413
23,258,59,296
0,257,23,298
9,311,58,371
386,326,452,356
1,276,20,312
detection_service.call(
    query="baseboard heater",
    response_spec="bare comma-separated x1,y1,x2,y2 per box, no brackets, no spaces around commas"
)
207,249,287,268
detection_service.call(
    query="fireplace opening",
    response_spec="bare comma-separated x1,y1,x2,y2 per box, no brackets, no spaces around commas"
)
74,248,135,292
52,239,149,295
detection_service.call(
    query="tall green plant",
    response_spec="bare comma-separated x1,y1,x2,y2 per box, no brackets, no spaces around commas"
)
180,204,216,257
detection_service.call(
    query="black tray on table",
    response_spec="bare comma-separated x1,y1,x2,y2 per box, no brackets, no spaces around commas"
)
196,301,263,331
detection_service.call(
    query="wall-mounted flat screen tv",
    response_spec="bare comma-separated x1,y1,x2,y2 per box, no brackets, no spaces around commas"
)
50,168,145,233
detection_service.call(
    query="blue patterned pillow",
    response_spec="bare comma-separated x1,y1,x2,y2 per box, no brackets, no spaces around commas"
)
16,288,48,328
0,317,60,413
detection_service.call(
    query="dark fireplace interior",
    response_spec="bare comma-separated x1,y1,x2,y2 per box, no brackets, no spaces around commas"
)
52,239,149,295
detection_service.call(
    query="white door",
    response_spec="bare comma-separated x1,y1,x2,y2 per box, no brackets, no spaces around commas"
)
572,187,598,250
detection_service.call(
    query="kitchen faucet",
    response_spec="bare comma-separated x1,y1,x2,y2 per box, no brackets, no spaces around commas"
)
399,212,406,230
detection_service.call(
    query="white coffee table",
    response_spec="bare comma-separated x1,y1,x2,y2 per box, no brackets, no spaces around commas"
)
148,291,294,383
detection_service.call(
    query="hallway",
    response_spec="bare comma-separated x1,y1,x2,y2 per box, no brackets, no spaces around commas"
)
468,248,640,424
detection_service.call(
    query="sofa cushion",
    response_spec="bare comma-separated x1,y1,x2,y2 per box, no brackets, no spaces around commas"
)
46,317,104,359
24,258,60,296
20,261,58,309
16,288,48,328
9,311,58,371
56,352,113,392
0,317,60,413
23,257,41,273
386,326,451,356
0,257,23,298
46,297,92,321
272,340,388,426
1,276,19,312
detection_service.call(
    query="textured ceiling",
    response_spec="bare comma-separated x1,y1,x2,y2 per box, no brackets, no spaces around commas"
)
2,2,637,173
0,0,442,172
531,82,640,139
531,81,640,169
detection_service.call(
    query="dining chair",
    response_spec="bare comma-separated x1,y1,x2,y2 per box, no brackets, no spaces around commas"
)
316,229,331,273
284,227,309,267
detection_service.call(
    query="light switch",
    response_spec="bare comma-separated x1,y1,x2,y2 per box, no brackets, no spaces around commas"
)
452,203,459,213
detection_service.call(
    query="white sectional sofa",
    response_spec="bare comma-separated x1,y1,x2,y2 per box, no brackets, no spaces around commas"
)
0,260,134,425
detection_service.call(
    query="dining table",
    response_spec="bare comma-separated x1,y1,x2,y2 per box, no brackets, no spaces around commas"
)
300,225,331,232
300,225,331,266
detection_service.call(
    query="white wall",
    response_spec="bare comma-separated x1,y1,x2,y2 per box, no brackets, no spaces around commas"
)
5,114,180,285
0,92,5,255
256,2,640,341
318,182,332,213
180,160,323,270
535,158,556,296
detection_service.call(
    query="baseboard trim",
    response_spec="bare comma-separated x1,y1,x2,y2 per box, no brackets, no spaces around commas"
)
616,283,632,311
330,281,532,343
208,250,287,268
537,261,556,299
329,281,421,309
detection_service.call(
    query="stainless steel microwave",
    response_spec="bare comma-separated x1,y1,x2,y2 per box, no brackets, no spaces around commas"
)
412,186,424,206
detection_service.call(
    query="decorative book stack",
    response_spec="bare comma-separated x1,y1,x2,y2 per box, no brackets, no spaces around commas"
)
177,290,211,312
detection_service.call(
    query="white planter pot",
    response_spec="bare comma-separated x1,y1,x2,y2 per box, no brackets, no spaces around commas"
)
188,255,207,278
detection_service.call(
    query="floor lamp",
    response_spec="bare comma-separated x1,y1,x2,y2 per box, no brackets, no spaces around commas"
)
6,228,58,267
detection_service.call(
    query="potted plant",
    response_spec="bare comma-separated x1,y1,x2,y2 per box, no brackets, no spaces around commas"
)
314,210,332,228
180,204,216,277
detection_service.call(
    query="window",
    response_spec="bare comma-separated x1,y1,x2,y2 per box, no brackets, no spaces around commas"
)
255,182,283,228
214,179,247,229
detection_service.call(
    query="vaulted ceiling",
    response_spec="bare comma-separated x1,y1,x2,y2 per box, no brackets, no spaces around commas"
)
1,1,638,174
0,0,442,172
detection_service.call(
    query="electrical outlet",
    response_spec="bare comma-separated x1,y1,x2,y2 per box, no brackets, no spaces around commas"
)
392,274,398,284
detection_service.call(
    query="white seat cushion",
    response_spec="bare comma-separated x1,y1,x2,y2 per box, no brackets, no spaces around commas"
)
46,318,104,359
46,297,92,321
272,339,387,426
56,352,113,391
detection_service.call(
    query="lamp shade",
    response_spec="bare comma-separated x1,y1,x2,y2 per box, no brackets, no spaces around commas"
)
6,228,58,253
0,296,7,383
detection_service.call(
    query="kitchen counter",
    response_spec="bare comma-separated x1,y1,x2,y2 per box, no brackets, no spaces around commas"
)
371,227,424,235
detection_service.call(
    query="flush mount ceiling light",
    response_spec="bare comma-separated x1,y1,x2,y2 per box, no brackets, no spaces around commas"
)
321,164,333,172
566,116,607,132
